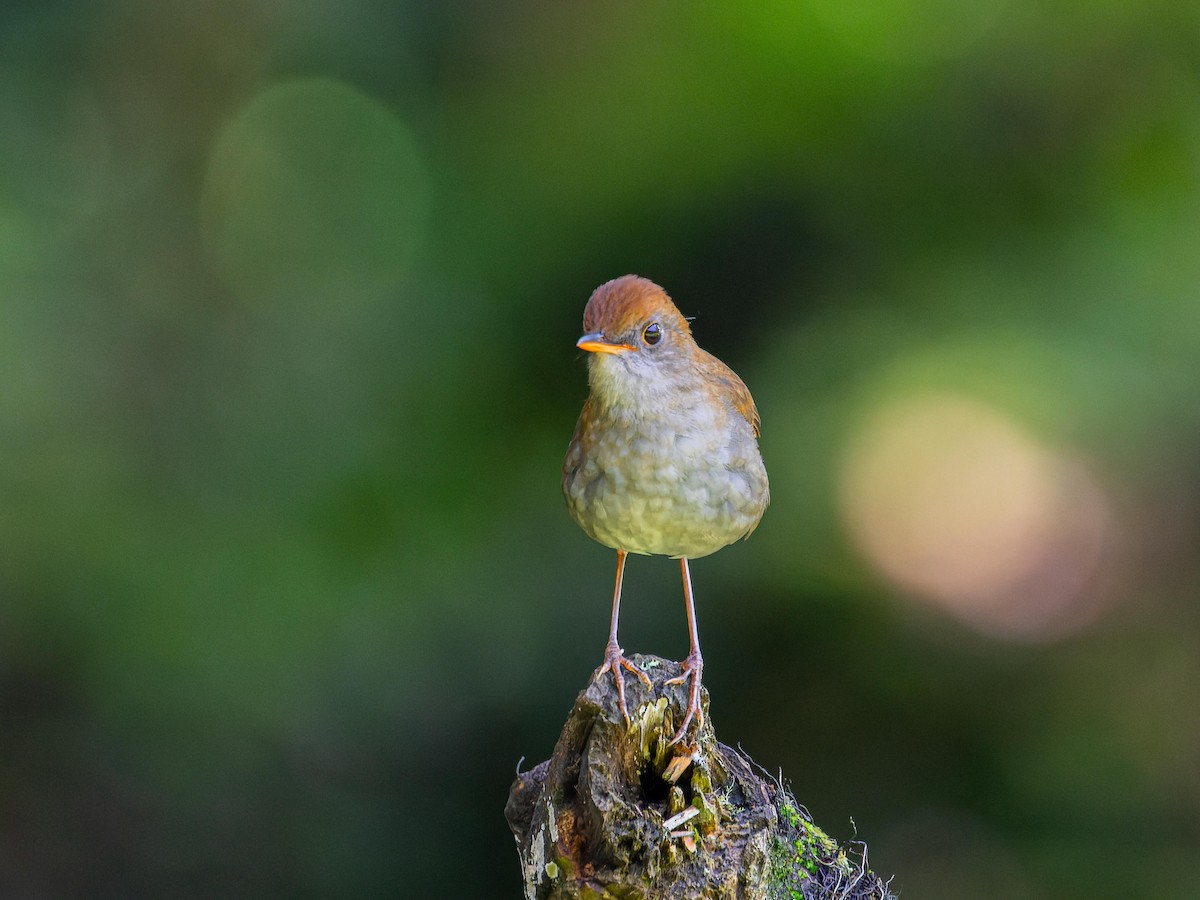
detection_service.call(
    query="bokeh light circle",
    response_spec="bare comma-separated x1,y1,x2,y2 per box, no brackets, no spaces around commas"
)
840,392,1115,641
201,77,429,308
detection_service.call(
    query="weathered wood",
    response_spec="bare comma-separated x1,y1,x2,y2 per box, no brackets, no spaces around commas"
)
506,654,895,899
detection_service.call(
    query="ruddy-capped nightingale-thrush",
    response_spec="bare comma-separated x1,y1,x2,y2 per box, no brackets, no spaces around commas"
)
563,275,769,745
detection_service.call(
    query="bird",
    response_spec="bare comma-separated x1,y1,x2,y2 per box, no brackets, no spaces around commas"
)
562,275,769,745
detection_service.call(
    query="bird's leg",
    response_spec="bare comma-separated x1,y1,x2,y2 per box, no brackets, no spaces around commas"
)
665,557,704,745
594,549,651,727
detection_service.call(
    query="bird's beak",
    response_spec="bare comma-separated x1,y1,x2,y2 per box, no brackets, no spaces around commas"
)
577,332,635,354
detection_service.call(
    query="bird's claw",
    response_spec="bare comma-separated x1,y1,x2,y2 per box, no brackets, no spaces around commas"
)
665,652,704,745
595,642,651,728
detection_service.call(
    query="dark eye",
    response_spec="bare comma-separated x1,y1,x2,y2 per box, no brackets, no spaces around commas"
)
642,322,662,346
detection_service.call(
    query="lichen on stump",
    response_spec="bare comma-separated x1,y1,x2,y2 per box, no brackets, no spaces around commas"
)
505,654,895,900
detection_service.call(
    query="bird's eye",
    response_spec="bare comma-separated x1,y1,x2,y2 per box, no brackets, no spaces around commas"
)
642,323,663,346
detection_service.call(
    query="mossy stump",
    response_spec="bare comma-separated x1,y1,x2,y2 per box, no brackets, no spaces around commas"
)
505,654,895,899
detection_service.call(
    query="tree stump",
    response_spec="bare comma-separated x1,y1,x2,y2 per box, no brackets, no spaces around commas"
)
505,654,895,899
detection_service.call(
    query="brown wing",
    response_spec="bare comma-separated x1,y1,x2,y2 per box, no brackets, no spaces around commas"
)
562,396,592,488
702,351,761,437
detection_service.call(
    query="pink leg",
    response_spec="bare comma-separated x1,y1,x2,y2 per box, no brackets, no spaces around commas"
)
665,557,703,744
594,550,652,727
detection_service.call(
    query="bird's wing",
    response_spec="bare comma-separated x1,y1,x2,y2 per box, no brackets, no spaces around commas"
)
706,353,761,438
562,397,592,483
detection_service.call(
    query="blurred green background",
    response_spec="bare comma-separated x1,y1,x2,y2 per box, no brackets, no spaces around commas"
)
3,1,1199,897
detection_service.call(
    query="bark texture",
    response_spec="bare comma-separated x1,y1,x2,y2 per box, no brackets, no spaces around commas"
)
506,654,895,899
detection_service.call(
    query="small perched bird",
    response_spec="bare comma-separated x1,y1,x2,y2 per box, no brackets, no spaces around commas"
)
563,275,769,744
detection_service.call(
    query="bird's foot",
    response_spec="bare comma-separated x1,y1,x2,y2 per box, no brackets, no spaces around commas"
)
594,641,652,728
665,651,704,745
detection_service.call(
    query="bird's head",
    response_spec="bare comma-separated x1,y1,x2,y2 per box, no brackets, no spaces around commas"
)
575,276,699,403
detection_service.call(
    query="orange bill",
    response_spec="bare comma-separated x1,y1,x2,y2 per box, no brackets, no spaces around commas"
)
577,332,635,354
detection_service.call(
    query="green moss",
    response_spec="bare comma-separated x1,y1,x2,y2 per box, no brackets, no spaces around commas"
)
769,793,893,899
780,802,801,828
690,791,716,836
770,833,809,891
668,785,686,816
795,818,839,875
553,855,575,878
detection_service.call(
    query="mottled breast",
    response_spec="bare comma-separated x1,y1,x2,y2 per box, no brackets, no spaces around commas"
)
563,392,768,559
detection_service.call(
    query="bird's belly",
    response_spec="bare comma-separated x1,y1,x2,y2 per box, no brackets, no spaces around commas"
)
564,425,768,559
